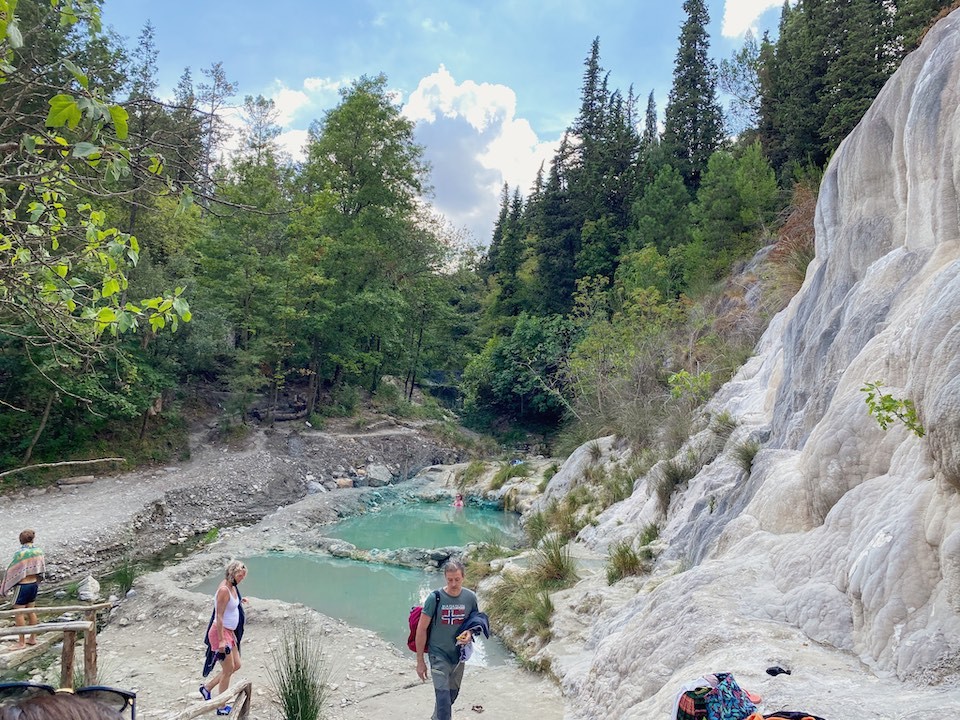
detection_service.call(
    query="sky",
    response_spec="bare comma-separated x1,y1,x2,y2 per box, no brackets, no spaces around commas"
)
99,1,786,245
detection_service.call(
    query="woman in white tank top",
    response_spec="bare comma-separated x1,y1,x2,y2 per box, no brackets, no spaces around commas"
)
200,560,247,715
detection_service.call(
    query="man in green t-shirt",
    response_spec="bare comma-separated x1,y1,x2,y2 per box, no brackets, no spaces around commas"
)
415,560,479,720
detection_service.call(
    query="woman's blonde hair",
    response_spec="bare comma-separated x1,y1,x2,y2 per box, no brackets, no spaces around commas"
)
224,560,246,582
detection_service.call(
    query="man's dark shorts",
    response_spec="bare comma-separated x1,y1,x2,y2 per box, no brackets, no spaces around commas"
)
14,582,38,606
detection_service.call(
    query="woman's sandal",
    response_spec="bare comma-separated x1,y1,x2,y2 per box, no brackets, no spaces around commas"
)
216,706,232,716
199,686,212,701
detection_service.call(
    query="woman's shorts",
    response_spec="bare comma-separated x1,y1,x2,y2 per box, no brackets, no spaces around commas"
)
14,582,38,606
207,625,238,657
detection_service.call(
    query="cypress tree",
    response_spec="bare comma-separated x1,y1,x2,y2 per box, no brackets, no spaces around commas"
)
661,0,725,190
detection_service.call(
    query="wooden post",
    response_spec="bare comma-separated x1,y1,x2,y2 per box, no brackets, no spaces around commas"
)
60,631,76,689
83,609,97,685
236,683,251,719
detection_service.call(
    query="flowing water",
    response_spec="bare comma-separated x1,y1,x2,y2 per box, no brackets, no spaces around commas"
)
194,503,523,665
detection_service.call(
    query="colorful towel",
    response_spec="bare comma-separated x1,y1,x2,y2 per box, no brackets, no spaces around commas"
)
1,546,46,596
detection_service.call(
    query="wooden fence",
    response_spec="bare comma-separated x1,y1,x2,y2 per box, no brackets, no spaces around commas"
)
0,602,111,687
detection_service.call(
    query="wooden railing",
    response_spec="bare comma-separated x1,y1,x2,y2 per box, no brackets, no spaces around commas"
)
164,679,252,720
0,602,111,687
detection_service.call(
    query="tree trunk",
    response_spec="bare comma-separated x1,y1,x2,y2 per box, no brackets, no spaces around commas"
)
22,392,56,465
407,316,425,403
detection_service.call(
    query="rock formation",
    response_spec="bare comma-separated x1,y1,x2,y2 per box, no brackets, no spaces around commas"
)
543,10,960,718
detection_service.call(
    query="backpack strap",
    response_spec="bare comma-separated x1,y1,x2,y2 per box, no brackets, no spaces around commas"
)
426,589,441,644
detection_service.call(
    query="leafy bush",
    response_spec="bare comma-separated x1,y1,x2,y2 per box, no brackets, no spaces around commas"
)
268,620,330,720
860,381,925,437
733,439,760,474
606,540,647,584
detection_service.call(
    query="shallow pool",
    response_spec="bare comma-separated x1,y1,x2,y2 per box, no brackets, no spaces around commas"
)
323,502,523,550
193,552,513,666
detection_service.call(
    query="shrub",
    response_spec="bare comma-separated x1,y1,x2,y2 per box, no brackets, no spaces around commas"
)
490,461,531,490
733,439,761,474
268,620,330,720
606,540,647,584
202,527,220,544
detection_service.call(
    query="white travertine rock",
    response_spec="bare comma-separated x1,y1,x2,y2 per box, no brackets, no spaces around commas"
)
543,10,960,719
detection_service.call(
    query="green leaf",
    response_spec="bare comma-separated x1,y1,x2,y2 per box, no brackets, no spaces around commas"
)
102,277,120,298
117,311,133,333
172,297,190,316
54,264,68,278
72,141,99,158
46,94,81,129
109,105,129,140
62,58,88,89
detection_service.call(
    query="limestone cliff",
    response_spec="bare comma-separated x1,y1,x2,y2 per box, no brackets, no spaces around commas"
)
544,10,960,719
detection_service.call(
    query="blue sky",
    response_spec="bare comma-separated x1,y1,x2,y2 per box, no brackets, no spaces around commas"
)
100,1,786,244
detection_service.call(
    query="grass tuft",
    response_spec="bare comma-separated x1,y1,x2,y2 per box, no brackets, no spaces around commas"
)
655,456,697,515
268,619,331,720
733,439,760,474
490,461,531,490
606,540,647,585
108,555,138,595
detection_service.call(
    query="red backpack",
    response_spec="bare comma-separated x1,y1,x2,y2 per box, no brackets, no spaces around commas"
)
407,590,441,652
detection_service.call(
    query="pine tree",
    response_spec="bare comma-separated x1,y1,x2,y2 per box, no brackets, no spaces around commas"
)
532,138,580,315
483,183,511,279
661,0,725,189
818,0,893,153
894,0,955,55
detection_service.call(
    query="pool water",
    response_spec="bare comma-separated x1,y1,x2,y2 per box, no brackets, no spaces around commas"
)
193,552,513,665
323,502,523,549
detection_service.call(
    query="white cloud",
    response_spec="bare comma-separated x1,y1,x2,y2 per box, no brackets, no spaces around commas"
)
421,18,451,33
276,128,309,161
303,76,344,94
721,0,783,37
271,86,310,126
403,66,559,245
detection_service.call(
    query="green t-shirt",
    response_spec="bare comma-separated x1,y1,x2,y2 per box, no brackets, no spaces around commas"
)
422,587,479,664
